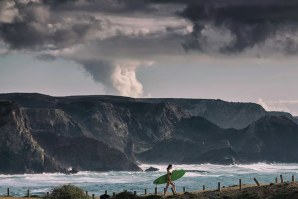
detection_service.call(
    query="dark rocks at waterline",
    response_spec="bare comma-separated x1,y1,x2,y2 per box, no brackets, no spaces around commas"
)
184,170,209,174
65,167,79,174
145,167,159,172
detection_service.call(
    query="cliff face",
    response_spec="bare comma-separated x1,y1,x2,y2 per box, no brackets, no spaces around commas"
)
138,115,298,164
0,101,61,174
231,116,298,163
138,99,267,129
32,132,141,171
0,100,141,174
1,93,298,172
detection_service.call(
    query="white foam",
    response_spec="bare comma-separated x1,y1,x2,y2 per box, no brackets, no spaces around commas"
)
1,163,298,195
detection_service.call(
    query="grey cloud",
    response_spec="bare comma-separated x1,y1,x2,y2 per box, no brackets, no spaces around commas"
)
0,22,48,49
1,0,298,97
35,54,56,61
175,0,298,53
78,59,145,97
79,59,115,89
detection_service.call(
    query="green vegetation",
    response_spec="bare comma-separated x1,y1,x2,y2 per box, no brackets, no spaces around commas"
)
44,185,90,199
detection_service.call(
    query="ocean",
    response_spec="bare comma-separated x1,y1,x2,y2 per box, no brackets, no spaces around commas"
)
0,163,297,197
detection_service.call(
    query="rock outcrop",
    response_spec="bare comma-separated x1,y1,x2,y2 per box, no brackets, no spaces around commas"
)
33,132,141,171
0,100,141,173
0,101,62,174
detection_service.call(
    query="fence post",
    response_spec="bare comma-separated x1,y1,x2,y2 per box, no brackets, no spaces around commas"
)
183,187,186,193
218,182,221,191
105,190,107,195
7,188,10,196
144,189,147,195
134,191,137,196
92,194,95,199
155,187,157,195
203,185,205,191
113,192,115,196
27,189,30,198
275,177,278,183
239,179,242,190
280,175,284,183
292,175,295,182
254,178,260,186
47,192,49,197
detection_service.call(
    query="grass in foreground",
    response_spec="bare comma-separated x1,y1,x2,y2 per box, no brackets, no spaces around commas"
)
1,182,298,199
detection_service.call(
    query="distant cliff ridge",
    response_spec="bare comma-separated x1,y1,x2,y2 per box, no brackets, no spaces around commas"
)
1,93,298,173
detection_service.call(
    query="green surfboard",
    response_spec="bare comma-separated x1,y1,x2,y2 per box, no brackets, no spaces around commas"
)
153,169,186,185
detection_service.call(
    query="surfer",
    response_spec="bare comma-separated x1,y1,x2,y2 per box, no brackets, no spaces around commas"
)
164,164,177,196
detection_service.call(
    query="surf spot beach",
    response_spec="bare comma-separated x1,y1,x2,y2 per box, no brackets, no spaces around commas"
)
0,163,297,197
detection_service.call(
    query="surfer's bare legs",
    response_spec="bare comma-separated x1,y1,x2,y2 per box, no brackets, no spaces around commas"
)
164,182,170,196
164,181,176,196
170,182,177,194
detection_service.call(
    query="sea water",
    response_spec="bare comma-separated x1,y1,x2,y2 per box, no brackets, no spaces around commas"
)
0,163,298,197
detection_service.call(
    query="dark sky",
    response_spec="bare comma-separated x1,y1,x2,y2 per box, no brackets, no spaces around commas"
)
1,0,298,115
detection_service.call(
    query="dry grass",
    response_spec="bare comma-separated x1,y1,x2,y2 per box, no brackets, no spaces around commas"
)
1,183,298,199
0,198,40,199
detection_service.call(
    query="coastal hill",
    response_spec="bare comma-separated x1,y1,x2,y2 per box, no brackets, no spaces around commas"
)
1,93,298,173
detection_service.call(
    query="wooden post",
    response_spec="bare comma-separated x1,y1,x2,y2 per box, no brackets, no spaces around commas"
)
218,182,221,191
86,191,88,196
113,192,115,196
7,188,10,196
280,175,284,183
92,194,95,199
144,189,147,195
164,188,166,194
183,187,186,193
239,179,242,190
47,192,49,197
27,189,30,198
155,187,157,195
275,177,278,183
292,175,295,182
134,191,137,196
105,190,107,195
254,178,260,186
203,185,205,191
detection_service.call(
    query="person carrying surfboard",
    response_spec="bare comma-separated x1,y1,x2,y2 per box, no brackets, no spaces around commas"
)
164,164,177,196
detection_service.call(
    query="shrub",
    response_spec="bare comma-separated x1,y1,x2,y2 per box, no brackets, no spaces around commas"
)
115,191,137,199
44,184,90,199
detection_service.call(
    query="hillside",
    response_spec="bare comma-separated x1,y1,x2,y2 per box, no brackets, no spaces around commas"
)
0,100,141,174
1,93,298,173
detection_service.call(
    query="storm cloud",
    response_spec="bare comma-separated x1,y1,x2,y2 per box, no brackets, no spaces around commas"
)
1,0,298,97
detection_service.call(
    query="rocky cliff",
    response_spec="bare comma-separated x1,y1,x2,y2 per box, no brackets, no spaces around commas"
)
0,101,61,174
138,98,268,129
1,93,298,173
0,100,141,174
138,115,298,164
